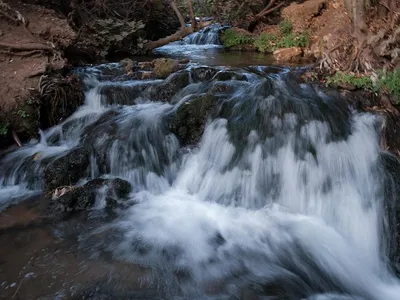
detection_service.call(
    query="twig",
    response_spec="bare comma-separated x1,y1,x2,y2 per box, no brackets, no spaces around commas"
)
255,3,285,19
11,278,24,299
264,0,277,11
379,1,400,14
12,130,22,147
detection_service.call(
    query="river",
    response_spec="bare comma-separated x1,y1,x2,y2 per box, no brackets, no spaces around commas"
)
0,26,400,300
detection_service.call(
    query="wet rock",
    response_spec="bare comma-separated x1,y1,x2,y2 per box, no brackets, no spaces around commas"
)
152,58,179,79
168,94,217,146
273,47,303,63
120,58,137,75
99,82,151,105
51,178,132,212
179,58,190,64
147,70,190,102
80,111,120,173
44,147,90,192
213,70,247,81
138,61,154,71
191,67,218,82
141,71,155,80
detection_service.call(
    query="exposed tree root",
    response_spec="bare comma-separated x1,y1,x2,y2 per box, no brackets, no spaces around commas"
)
0,42,54,52
0,49,43,57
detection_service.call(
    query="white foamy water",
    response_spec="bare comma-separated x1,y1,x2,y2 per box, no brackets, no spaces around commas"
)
110,110,400,299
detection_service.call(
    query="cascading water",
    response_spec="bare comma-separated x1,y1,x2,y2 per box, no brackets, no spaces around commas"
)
183,24,222,45
1,62,400,299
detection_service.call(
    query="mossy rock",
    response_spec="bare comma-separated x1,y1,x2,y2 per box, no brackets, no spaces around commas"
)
168,94,217,146
152,58,179,79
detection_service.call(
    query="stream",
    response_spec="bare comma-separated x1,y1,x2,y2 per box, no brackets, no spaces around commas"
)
1,26,400,300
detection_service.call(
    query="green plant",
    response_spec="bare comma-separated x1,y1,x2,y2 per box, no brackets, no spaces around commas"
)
325,72,374,89
17,110,29,118
377,70,400,103
221,28,253,47
276,32,310,48
0,122,9,136
254,33,277,52
279,19,293,35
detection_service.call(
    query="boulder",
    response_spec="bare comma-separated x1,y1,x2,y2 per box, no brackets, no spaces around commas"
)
168,94,217,146
273,47,303,63
152,58,179,79
44,147,90,191
51,178,132,212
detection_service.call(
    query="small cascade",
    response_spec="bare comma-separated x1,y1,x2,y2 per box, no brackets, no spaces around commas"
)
183,24,222,45
1,62,400,299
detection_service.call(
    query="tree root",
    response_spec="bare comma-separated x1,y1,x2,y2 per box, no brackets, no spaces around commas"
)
0,49,44,57
0,42,53,52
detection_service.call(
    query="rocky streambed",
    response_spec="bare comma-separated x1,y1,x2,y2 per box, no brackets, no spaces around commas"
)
1,56,400,300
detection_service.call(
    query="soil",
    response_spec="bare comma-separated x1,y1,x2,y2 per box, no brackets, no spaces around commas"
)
0,0,75,143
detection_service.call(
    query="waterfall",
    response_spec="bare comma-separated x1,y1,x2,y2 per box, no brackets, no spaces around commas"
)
1,64,400,299
183,24,221,45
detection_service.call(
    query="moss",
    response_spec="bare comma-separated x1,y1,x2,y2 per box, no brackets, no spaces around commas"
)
221,28,253,48
169,94,217,145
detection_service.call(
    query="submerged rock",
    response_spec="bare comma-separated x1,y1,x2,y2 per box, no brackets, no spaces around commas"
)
44,147,90,192
168,94,217,146
213,70,247,81
51,178,132,212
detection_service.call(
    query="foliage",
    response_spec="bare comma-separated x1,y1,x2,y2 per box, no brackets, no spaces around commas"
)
326,72,374,89
253,30,310,52
326,70,400,103
279,19,293,35
254,33,276,52
221,28,253,47
0,122,8,136
276,32,310,48
377,70,400,102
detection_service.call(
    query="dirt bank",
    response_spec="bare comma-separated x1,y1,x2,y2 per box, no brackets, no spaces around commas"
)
0,0,81,147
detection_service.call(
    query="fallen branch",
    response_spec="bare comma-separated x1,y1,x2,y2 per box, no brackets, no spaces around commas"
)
255,2,285,19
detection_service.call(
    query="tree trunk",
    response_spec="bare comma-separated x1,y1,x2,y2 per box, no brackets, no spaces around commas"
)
344,0,367,32
187,0,197,29
168,0,186,29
